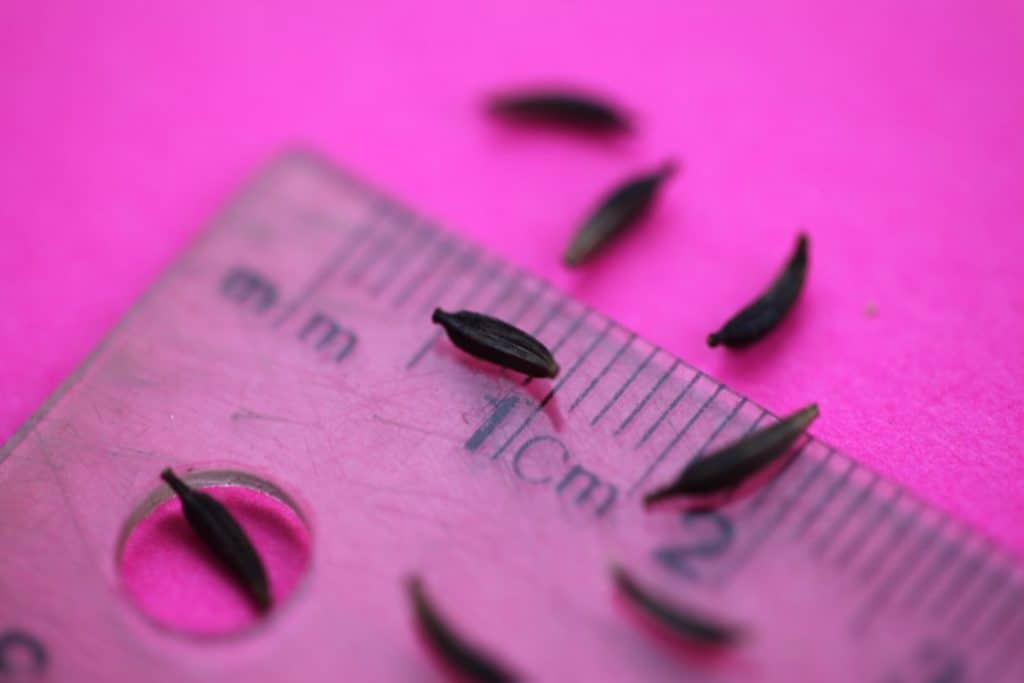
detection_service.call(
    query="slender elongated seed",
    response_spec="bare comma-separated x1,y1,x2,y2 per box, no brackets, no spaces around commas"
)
564,161,677,267
160,468,270,611
432,308,559,378
644,404,819,506
487,89,629,132
611,565,740,647
407,576,519,683
708,233,809,348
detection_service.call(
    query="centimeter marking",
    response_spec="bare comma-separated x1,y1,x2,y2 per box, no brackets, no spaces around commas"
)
241,157,1023,679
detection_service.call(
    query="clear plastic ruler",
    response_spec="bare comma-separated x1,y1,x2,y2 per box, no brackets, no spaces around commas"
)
1,150,1021,682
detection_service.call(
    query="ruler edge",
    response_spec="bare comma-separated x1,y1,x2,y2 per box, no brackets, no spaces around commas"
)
1,145,1019,578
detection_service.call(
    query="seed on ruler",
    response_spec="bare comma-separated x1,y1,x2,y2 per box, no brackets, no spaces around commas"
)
406,575,520,683
564,161,677,267
486,88,629,133
160,468,271,611
432,308,560,378
708,233,809,348
611,564,741,647
644,404,819,506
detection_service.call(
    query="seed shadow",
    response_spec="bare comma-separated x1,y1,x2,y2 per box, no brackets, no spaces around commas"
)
612,589,751,674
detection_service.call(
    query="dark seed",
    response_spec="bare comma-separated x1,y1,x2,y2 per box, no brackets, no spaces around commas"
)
611,564,740,647
564,161,677,267
487,89,629,133
708,233,809,348
160,468,270,611
406,575,519,683
432,308,559,378
644,404,819,506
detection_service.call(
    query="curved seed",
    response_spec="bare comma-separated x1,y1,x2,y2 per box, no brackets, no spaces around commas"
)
432,308,559,378
708,233,809,348
161,468,270,611
611,565,740,647
644,404,818,506
487,89,629,132
564,161,677,267
407,576,519,683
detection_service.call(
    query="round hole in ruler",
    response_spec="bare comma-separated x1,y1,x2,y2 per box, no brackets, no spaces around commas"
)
116,469,312,637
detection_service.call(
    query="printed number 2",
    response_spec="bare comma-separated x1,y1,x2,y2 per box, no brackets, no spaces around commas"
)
652,510,734,581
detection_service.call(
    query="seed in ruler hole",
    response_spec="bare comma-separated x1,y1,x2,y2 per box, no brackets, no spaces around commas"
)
564,161,678,267
486,88,630,133
432,308,560,378
406,575,521,683
611,565,742,648
644,404,819,507
708,233,809,348
118,469,311,635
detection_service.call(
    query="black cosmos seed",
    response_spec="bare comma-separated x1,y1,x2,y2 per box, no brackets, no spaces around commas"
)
160,468,271,611
564,161,677,267
644,404,819,506
407,576,520,683
611,565,741,647
432,308,559,378
487,89,629,133
708,233,809,348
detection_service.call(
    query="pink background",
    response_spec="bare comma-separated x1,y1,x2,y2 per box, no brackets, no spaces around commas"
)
1,0,1022,564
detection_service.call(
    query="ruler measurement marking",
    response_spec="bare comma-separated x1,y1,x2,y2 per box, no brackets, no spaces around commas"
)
405,264,516,370
739,436,815,517
809,471,879,558
272,202,385,327
717,446,830,585
520,300,581,387
855,502,920,586
413,246,496,317
896,530,967,612
491,315,608,461
850,519,945,633
528,297,567,338
508,279,549,324
627,384,725,495
791,459,857,541
344,210,408,284
591,347,658,426
974,584,1024,645
617,359,680,437
689,397,748,462
570,332,636,413
633,365,697,446
954,567,1011,635
391,234,460,309
368,219,438,297
978,606,1024,681
833,487,902,570
927,546,988,618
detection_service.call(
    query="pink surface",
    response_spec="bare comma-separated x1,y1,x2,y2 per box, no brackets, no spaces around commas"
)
119,485,311,635
0,0,1022,572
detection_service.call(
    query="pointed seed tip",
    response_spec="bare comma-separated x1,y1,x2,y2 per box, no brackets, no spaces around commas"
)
707,333,721,347
430,308,445,324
